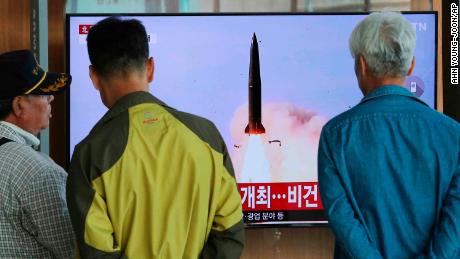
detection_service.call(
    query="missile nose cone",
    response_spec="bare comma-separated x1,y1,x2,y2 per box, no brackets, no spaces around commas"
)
252,33,258,45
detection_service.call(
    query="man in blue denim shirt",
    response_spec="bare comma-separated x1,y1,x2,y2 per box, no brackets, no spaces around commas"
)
318,12,460,258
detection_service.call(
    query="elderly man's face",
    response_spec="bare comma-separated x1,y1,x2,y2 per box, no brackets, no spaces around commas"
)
21,95,54,135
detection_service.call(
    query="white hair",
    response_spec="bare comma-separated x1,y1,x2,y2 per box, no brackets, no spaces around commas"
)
349,11,416,78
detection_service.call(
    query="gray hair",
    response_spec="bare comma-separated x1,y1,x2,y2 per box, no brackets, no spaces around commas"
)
349,11,416,78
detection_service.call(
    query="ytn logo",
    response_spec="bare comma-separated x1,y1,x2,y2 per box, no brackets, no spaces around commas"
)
411,22,427,32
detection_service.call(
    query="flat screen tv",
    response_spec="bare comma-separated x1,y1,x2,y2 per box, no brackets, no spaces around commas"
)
67,12,437,226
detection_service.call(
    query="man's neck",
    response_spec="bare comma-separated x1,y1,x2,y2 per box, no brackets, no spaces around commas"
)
362,76,406,95
0,121,40,147
101,76,149,108
106,87,149,108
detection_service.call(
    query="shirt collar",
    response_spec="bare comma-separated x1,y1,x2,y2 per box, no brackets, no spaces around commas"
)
359,85,429,107
0,121,40,148
107,91,168,119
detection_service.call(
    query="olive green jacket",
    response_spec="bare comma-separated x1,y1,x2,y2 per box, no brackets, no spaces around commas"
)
67,91,244,259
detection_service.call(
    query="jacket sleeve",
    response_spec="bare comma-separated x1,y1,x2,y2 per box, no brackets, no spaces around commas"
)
20,164,75,259
67,146,125,259
201,130,245,259
417,151,460,258
318,129,382,259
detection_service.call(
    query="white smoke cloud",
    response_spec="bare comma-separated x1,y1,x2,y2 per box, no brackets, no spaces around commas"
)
230,102,327,182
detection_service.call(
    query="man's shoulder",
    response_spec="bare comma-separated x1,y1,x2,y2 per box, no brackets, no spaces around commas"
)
0,142,65,183
322,106,359,133
163,106,225,152
421,103,460,128
1,141,50,165
166,107,216,129
75,101,132,153
429,110,460,133
397,100,460,132
71,109,129,175
322,98,460,135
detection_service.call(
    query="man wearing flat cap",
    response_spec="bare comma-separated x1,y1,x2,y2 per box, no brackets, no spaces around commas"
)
0,50,74,258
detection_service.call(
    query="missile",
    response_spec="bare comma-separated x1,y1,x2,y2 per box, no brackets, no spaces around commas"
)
245,33,266,135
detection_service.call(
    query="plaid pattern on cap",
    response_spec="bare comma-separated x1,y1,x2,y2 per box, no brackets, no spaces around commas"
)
0,123,74,258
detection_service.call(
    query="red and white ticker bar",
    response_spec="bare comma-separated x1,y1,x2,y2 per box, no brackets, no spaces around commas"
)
238,182,323,211
78,24,93,44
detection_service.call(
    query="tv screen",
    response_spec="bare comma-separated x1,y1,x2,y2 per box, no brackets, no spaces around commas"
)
67,13,437,226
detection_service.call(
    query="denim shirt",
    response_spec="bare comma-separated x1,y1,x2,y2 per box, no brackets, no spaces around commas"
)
318,85,460,258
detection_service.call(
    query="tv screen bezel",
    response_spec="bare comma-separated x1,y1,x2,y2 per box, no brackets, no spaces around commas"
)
65,11,438,228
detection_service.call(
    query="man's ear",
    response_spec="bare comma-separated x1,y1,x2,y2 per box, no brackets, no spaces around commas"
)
358,55,368,78
146,57,154,83
89,65,101,90
407,57,415,76
11,96,26,117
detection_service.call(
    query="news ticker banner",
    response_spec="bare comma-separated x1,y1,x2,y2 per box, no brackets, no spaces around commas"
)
238,182,326,224
79,24,156,45
443,0,460,122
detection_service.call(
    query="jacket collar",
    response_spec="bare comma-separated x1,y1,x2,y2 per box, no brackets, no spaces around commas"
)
359,85,429,107
92,91,170,131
